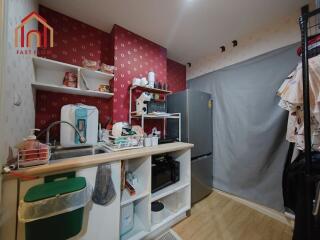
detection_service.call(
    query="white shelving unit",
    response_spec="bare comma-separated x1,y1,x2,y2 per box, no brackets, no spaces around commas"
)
121,197,150,240
119,149,191,240
150,205,190,232
128,85,181,140
152,182,190,202
32,56,114,99
121,157,151,206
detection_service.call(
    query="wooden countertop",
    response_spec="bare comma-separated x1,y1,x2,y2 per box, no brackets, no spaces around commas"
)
8,142,193,178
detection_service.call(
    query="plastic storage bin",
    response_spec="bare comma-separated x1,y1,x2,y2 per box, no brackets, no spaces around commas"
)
120,202,134,236
19,175,92,240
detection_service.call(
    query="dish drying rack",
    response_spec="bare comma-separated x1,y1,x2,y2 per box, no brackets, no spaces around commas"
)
17,146,50,169
102,132,144,152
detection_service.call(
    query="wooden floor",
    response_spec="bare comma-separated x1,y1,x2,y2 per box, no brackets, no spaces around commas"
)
173,192,293,240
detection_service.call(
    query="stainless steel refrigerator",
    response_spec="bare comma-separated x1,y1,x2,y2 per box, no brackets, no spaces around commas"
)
167,90,213,204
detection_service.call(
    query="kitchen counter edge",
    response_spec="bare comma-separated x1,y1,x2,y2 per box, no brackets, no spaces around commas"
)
6,142,194,179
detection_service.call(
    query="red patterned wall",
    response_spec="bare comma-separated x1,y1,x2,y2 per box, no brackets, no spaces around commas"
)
38,5,113,65
112,25,167,122
35,7,186,139
167,59,187,93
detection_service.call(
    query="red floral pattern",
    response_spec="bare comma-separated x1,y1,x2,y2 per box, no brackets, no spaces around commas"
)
38,5,113,65
112,25,167,122
167,59,186,93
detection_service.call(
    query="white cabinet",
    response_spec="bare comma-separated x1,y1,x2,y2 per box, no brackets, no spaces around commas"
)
75,162,121,240
14,147,191,240
16,161,121,240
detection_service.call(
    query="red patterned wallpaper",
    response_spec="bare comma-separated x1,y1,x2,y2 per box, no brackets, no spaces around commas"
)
38,5,113,65
112,25,167,122
167,59,186,93
35,7,186,139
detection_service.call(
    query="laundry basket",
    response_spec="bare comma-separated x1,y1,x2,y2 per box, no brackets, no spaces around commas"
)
18,174,92,240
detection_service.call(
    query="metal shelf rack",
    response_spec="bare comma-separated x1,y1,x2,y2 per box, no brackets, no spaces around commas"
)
128,85,181,141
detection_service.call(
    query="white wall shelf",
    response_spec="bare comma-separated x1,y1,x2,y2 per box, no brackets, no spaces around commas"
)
80,68,114,82
33,56,79,73
130,113,181,119
32,57,114,98
130,85,172,94
32,82,114,99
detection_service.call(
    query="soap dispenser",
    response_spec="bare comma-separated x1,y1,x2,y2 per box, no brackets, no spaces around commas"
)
22,129,40,150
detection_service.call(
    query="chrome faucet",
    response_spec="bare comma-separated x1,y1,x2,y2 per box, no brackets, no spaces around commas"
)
38,121,86,145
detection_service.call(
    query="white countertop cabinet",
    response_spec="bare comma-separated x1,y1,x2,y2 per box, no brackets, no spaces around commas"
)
7,143,192,240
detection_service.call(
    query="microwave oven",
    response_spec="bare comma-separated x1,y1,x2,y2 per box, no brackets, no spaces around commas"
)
151,154,180,193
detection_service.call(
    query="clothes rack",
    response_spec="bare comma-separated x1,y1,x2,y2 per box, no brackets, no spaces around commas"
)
298,5,320,240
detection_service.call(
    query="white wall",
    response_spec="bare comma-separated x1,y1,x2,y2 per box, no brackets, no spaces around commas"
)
0,0,37,166
187,11,301,80
0,0,5,168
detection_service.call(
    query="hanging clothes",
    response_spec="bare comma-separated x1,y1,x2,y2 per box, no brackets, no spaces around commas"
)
277,55,320,150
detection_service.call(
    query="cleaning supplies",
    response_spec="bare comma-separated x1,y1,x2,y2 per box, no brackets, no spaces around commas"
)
21,129,40,151
17,129,49,168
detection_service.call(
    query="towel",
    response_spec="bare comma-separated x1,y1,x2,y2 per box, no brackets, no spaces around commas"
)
92,164,116,205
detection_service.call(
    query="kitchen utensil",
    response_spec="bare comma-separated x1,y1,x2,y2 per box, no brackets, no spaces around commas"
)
112,122,130,138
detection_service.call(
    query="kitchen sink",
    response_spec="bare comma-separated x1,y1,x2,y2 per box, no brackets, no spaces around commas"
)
50,145,110,161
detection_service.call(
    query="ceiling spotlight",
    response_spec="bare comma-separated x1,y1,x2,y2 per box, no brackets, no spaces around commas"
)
220,46,226,52
232,40,238,47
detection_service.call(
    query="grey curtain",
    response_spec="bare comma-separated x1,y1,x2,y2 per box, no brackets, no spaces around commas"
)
188,44,300,210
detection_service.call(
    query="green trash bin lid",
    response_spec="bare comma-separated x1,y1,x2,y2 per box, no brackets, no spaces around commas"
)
24,177,87,202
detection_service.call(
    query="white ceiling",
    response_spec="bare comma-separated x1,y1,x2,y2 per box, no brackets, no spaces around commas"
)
39,0,307,64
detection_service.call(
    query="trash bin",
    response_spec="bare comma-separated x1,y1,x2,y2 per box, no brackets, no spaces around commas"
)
18,175,92,240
